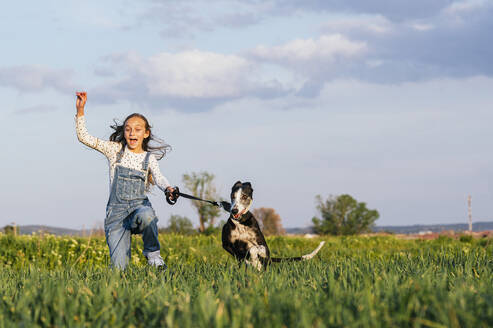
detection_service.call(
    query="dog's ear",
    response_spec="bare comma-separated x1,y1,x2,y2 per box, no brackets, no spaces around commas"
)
243,182,253,194
233,181,242,190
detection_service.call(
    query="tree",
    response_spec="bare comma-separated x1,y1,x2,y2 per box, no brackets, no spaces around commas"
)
312,194,379,235
182,171,221,233
165,215,196,235
252,208,285,236
3,225,16,235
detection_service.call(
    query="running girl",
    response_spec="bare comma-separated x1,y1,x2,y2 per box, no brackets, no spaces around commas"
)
75,91,174,270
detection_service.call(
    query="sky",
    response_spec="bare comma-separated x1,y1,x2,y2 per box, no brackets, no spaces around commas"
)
1,0,492,230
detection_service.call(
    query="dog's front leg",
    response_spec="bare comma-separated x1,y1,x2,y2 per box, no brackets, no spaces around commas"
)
222,243,235,258
247,246,267,271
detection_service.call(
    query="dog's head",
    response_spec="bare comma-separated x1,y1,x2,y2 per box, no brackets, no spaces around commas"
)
230,181,253,220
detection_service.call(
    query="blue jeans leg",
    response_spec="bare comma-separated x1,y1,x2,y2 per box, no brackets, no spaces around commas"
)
106,223,131,269
129,206,160,256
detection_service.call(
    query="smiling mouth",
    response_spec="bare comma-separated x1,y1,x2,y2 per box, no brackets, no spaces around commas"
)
128,138,138,145
233,211,244,219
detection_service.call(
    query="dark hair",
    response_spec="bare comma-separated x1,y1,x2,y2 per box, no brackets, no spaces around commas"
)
109,113,171,160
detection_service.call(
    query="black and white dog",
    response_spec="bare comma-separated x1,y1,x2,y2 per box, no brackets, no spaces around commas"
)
221,181,325,270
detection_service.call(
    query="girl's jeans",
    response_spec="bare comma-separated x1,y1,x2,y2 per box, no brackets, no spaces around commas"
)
105,204,160,269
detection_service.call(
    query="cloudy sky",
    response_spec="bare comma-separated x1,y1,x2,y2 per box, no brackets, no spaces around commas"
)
1,0,492,230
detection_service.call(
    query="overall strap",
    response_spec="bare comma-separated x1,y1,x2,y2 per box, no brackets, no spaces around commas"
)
116,145,125,164
142,152,152,171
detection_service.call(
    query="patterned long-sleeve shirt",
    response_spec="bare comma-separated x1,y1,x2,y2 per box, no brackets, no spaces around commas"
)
75,115,171,193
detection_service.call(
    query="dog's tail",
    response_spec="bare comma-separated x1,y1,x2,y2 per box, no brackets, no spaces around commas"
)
270,241,325,263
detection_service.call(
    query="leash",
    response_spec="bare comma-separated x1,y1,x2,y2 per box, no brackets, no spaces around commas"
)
165,186,222,207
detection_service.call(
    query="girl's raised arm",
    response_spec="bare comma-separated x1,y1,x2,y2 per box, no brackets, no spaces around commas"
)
75,92,120,158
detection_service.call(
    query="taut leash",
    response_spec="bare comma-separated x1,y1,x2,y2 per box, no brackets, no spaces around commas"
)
165,186,223,207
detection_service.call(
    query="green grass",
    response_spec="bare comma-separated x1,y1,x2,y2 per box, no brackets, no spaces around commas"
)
0,233,491,327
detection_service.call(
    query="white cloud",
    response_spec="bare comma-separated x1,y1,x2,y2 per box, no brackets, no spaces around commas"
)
94,50,290,109
267,1,454,22
443,0,490,15
322,15,393,34
366,59,383,68
247,34,369,97
0,65,73,93
15,104,58,115
137,50,253,98
410,23,435,31
136,0,455,35
250,34,367,64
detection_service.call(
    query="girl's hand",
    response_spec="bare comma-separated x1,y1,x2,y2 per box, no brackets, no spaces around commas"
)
76,91,87,116
166,186,175,200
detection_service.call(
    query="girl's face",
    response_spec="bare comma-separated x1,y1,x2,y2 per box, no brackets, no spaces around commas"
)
124,116,150,152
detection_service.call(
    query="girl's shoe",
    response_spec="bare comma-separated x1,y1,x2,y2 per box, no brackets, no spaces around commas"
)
145,250,166,269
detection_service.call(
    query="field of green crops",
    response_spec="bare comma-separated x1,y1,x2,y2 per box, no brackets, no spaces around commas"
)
0,233,491,327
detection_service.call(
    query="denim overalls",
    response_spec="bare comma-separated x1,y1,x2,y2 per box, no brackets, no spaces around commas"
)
105,150,161,269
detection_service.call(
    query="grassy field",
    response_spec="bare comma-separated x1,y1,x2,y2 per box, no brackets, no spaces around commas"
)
0,233,491,327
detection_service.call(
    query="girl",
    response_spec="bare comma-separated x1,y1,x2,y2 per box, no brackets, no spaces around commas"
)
75,91,175,270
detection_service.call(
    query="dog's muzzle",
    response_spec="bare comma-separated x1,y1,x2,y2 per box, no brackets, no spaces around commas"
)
231,208,243,220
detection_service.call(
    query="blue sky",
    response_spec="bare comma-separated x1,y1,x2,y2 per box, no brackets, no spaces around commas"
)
1,0,492,230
